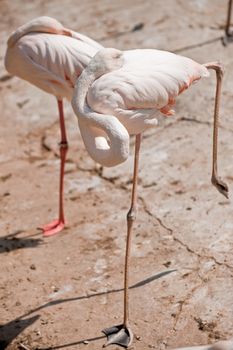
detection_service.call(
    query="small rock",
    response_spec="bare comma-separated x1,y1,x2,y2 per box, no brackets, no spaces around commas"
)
132,23,144,31
0,173,12,182
30,264,36,270
34,330,41,336
83,340,89,345
3,192,10,197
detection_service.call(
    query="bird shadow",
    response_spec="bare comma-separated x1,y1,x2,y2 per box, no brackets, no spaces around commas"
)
38,335,106,350
0,230,43,254
0,270,176,349
37,270,176,349
0,315,40,349
24,269,177,316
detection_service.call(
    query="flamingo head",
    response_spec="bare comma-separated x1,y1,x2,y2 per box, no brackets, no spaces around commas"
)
88,48,124,76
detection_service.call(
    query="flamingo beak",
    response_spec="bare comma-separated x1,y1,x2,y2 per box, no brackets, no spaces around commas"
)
62,28,72,37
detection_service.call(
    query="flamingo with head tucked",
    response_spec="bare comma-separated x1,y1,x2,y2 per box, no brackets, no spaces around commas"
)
4,16,103,236
72,48,228,347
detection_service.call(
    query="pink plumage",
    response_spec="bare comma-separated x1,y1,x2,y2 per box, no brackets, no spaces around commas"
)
72,48,228,348
72,48,209,166
5,16,102,100
4,17,103,236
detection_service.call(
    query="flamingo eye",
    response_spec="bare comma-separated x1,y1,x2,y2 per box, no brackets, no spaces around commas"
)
113,53,121,58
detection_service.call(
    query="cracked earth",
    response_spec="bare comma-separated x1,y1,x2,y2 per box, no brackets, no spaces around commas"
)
0,0,233,349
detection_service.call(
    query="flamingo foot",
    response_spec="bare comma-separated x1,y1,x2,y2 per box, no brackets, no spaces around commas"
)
39,219,65,237
222,32,233,46
102,324,133,348
211,175,229,199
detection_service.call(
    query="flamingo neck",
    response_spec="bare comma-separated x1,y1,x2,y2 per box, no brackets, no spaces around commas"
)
7,17,71,48
72,68,129,167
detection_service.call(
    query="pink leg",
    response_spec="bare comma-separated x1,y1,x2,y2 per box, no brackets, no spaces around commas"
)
102,134,141,348
226,0,232,37
40,99,68,237
204,62,228,198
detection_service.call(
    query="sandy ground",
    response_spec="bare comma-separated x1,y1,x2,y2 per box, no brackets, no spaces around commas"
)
1,1,233,349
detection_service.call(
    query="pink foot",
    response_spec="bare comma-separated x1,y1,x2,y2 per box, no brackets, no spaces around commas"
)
39,219,65,237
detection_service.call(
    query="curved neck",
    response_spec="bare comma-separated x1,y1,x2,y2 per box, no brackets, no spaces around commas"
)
72,68,129,167
7,18,70,48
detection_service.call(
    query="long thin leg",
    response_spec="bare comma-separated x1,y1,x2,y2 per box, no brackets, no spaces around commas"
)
103,134,141,348
226,0,232,36
222,0,233,45
40,99,69,236
123,134,141,327
204,62,228,198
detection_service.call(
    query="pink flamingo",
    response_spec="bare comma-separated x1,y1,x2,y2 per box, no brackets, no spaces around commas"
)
72,48,228,347
4,16,103,236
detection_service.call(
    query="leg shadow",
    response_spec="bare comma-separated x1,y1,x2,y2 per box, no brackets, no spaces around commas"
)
2,269,176,349
0,315,40,349
0,230,43,254
38,335,106,350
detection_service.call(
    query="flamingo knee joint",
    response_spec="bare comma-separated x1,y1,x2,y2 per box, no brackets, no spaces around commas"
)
59,141,69,149
127,208,137,221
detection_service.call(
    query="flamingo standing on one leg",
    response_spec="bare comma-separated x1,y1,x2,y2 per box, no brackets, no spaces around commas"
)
72,48,228,348
4,16,103,236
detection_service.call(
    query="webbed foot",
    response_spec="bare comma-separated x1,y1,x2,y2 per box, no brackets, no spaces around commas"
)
212,175,229,199
39,219,65,237
102,324,133,348
222,32,233,46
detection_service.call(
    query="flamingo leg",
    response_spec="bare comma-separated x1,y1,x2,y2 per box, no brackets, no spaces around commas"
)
222,0,233,45
40,99,69,237
204,62,229,199
103,134,141,348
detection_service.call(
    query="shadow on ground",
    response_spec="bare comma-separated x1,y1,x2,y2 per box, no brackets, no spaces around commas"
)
0,315,40,349
0,230,43,254
0,270,175,348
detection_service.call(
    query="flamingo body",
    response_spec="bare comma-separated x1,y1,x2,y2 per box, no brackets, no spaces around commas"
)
87,49,209,135
72,48,209,167
5,16,102,100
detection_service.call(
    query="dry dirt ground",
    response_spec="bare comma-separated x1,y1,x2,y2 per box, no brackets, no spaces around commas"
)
0,1,233,349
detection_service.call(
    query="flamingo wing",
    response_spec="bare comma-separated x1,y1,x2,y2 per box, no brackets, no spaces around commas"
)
5,16,102,100
86,49,209,134
5,36,75,99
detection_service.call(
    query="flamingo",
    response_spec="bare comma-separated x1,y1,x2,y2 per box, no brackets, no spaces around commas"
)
4,16,103,236
72,48,228,347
